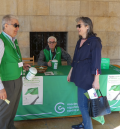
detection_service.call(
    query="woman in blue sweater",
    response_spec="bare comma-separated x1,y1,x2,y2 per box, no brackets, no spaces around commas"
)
67,17,102,129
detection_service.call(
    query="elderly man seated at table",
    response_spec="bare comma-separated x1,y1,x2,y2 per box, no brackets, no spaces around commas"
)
38,36,72,67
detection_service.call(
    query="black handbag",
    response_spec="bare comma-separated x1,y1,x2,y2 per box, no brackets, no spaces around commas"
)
88,89,111,117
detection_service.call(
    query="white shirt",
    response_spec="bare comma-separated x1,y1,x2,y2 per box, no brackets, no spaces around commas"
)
0,31,16,90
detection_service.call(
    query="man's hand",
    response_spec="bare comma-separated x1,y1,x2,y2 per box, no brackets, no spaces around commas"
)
0,88,7,100
47,60,52,67
23,63,31,71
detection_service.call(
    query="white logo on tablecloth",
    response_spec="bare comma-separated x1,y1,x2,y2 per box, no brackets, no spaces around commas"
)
55,102,65,113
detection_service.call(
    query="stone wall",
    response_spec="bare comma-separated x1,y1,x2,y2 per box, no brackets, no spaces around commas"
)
0,0,120,64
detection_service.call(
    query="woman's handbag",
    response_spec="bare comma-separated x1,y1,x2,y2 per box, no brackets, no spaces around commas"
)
88,89,111,117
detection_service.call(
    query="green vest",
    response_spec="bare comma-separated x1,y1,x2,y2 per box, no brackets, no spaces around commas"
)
43,47,62,65
0,33,22,81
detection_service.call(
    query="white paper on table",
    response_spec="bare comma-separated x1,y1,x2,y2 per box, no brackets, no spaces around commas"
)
44,71,54,75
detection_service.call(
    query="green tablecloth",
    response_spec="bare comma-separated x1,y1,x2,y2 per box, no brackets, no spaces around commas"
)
1,65,120,121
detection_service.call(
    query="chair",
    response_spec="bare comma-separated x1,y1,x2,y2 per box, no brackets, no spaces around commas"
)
22,56,34,65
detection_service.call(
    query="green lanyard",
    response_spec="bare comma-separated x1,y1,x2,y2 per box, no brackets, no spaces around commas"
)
50,48,56,60
2,32,21,61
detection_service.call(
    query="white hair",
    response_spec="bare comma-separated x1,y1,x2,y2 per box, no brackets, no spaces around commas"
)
47,36,57,42
2,14,18,30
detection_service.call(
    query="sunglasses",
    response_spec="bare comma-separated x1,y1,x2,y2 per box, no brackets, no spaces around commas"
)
8,23,20,28
48,41,56,44
76,24,82,28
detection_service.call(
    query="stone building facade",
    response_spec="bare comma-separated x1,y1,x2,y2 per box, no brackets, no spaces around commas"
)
0,0,120,64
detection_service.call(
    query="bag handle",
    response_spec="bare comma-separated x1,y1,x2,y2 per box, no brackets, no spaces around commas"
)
98,89,103,97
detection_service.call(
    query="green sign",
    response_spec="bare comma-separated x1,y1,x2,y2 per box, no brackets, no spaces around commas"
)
101,58,110,69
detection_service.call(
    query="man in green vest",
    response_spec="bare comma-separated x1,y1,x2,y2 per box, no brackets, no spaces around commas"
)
0,15,30,129
38,36,72,66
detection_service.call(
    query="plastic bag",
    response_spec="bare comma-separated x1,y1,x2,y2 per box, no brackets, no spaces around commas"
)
92,116,105,125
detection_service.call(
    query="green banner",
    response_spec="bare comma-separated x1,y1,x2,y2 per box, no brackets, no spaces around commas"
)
14,65,120,121
15,76,81,121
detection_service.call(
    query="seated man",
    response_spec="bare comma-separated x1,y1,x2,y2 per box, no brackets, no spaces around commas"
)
38,36,72,66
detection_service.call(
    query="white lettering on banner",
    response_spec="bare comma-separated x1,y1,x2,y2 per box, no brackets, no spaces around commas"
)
67,106,79,109
67,103,80,113
67,103,77,105
55,102,80,114
55,102,65,113
110,65,120,73
113,68,120,73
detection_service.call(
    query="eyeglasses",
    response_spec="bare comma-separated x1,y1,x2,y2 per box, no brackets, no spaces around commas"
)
76,24,82,28
8,23,20,28
48,41,56,44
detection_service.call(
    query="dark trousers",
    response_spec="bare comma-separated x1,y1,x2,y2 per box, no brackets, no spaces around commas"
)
0,76,22,129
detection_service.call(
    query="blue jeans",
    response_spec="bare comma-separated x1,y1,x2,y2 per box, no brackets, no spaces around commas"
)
78,87,93,129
